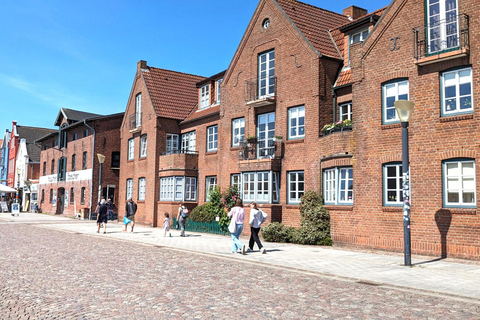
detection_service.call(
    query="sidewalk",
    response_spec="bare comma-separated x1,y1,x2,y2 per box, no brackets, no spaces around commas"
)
2,212,480,302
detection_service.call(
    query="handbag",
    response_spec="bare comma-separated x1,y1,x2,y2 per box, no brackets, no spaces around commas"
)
124,216,131,225
228,208,237,233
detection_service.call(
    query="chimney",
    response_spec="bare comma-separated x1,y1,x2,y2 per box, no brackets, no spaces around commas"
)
343,6,368,20
137,60,147,72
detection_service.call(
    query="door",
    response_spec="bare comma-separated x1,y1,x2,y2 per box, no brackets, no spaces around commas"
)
56,187,65,214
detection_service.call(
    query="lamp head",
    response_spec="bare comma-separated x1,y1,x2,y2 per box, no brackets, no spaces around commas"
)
394,100,414,123
97,153,106,164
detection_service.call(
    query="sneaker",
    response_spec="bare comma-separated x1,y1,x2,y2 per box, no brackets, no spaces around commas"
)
261,248,267,254
247,248,253,252
169,233,172,237
241,245,246,255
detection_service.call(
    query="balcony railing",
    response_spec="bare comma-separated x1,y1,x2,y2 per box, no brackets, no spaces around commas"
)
414,13,469,63
244,76,276,106
128,114,141,131
238,140,283,161
160,149,199,156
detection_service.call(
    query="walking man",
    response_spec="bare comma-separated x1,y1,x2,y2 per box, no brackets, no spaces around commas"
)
123,197,137,232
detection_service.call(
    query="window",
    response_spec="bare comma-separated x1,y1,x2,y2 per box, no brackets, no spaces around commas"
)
70,188,74,204
288,171,305,204
232,118,245,147
41,189,45,203
60,130,67,148
257,112,275,158
441,67,473,115
111,152,120,168
231,174,241,194
384,163,403,206
350,28,369,44
126,179,133,200
288,106,305,140
207,125,218,152
383,79,409,124
81,187,86,205
51,159,55,174
215,78,223,104
140,135,147,158
49,189,53,203
181,131,196,153
200,85,210,109
339,102,352,121
443,159,476,207
427,0,458,54
242,171,279,203
73,132,77,141
323,167,353,205
258,50,275,98
205,176,217,201
58,157,66,181
128,138,135,160
42,162,46,176
71,154,76,171
166,134,179,154
82,152,87,170
135,93,142,127
159,176,197,201
138,178,146,201
84,129,89,137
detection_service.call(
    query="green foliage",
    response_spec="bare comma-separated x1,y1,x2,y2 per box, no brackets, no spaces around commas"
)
203,185,241,233
188,204,216,223
261,222,295,243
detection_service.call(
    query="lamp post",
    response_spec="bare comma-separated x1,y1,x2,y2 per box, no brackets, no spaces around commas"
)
394,100,414,267
16,168,20,204
97,154,105,204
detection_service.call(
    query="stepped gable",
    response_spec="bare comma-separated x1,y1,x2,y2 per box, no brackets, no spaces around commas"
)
142,67,205,120
275,0,350,59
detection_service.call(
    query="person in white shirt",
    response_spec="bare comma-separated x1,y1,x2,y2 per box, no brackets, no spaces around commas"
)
248,201,267,254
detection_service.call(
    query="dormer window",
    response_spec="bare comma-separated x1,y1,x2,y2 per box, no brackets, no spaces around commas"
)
350,28,369,44
215,78,223,104
200,85,210,109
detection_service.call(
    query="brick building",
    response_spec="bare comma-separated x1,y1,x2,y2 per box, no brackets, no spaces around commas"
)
36,108,123,217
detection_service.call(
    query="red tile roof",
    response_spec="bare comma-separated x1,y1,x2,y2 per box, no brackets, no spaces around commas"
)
142,67,205,120
182,104,220,124
275,0,350,59
335,68,351,87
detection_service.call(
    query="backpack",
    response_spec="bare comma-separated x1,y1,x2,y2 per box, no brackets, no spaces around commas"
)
181,207,189,218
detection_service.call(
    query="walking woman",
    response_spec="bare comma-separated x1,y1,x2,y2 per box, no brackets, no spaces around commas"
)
228,198,246,254
96,199,108,234
248,202,267,254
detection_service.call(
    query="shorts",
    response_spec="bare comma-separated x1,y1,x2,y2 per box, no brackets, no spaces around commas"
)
97,214,107,224
127,214,135,222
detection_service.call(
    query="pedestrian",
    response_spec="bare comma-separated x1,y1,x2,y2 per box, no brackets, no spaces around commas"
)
107,198,115,220
96,199,108,234
163,212,172,237
248,202,267,254
176,203,189,237
95,197,105,227
227,198,246,254
123,197,137,232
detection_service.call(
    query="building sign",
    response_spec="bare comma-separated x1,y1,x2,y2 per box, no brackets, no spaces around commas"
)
66,169,92,182
39,174,58,185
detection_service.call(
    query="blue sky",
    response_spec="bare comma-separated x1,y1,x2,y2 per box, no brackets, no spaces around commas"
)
0,0,390,134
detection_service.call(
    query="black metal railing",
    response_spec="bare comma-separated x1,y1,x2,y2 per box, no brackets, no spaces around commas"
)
414,13,469,60
244,76,276,103
160,149,199,156
129,114,141,130
238,140,281,160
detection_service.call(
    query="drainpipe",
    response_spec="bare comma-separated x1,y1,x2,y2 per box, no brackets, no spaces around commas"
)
83,119,95,219
332,88,337,124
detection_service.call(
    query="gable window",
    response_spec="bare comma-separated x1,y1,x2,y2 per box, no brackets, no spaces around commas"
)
128,138,135,160
140,134,147,158
205,176,217,201
323,167,353,205
257,112,275,158
84,129,89,137
42,161,46,176
441,67,473,116
200,85,210,109
70,187,74,204
159,176,197,201
126,179,133,200
215,78,223,104
384,163,403,206
82,152,87,170
135,93,142,128
232,118,245,147
73,132,77,141
51,159,55,174
288,171,305,204
350,28,369,44
288,106,305,140
166,133,179,154
207,125,218,152
181,131,196,154
383,79,409,124
443,159,476,207
138,177,146,201
258,50,275,98
242,171,279,203
427,0,458,54
111,152,120,168
81,187,86,205
71,154,76,171
339,102,352,121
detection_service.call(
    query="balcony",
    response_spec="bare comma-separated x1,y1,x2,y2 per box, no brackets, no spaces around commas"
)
159,150,198,175
238,140,283,172
244,76,276,107
128,114,142,133
413,13,469,66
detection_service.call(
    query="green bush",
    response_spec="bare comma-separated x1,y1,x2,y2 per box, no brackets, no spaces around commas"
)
189,204,217,223
261,222,295,243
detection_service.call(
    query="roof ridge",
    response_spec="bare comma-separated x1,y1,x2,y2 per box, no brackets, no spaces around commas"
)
146,66,206,79
276,0,348,19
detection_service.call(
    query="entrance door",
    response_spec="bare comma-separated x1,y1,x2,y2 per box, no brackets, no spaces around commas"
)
56,187,65,214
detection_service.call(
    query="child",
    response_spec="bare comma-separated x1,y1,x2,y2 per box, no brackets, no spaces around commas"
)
163,212,171,237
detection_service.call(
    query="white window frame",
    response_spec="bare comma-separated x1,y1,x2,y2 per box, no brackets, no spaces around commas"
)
231,174,242,194
232,118,245,147
126,179,133,200
441,67,473,116
205,176,217,201
383,80,409,124
288,171,305,204
166,133,179,154
350,28,369,44
135,93,142,127
215,78,223,105
323,167,353,205
140,134,147,158
128,138,135,160
257,112,275,158
207,125,218,152
242,171,279,203
185,177,197,201
200,85,210,109
427,0,459,54
288,106,305,140
384,163,403,206
258,50,275,98
443,159,476,208
181,131,196,154
339,102,352,121
160,177,174,201
138,177,146,201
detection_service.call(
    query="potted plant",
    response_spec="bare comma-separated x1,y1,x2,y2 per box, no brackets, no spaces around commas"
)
273,135,283,142
246,135,257,143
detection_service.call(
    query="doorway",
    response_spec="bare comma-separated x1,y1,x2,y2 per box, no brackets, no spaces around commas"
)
56,187,65,214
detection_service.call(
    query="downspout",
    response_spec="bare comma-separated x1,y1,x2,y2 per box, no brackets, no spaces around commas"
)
83,119,95,219
332,88,338,124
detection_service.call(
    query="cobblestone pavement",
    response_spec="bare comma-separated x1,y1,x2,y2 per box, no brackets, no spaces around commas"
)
1,220,480,319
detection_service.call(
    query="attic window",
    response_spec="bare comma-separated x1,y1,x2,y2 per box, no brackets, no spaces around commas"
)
263,18,270,29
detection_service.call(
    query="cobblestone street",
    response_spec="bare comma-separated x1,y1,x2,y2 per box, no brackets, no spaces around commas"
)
1,220,479,319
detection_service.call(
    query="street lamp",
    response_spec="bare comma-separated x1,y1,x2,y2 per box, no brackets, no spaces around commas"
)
394,99,414,267
16,167,20,204
97,154,105,203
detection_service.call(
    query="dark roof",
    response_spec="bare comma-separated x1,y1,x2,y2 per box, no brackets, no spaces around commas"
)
54,108,103,126
275,0,350,59
142,67,205,120
17,126,57,162
196,70,226,87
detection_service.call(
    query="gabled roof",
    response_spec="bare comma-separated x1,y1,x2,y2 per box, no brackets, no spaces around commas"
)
141,67,205,121
16,126,56,162
275,0,350,59
54,108,102,126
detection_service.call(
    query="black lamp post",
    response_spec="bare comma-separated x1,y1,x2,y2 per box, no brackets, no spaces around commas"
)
394,100,414,267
